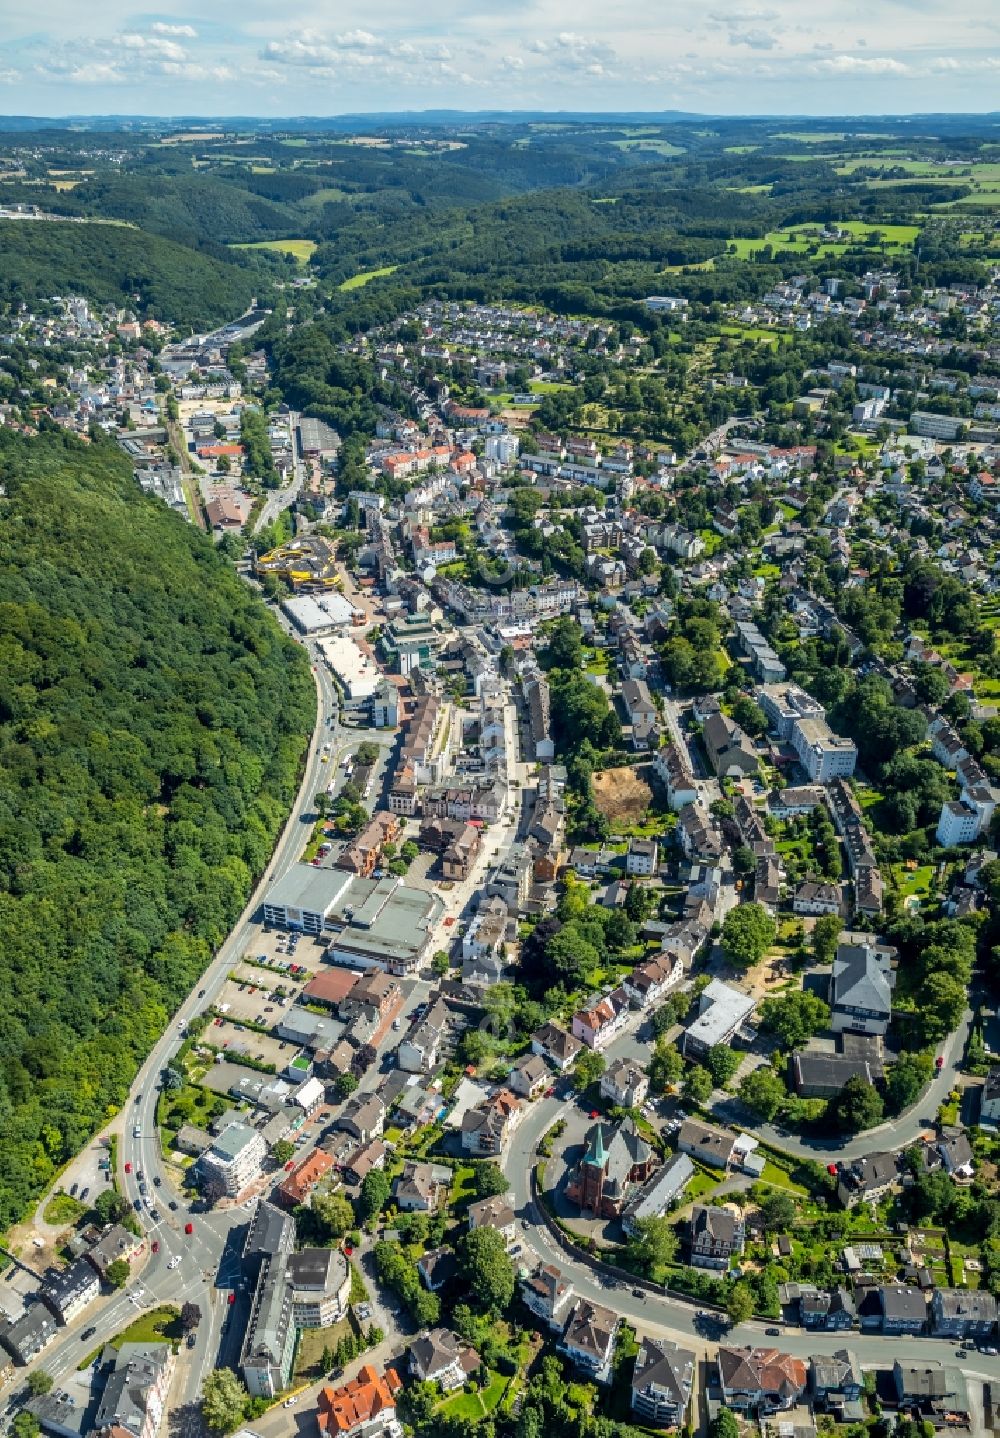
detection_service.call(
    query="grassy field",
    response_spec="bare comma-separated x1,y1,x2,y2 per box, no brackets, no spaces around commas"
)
339,266,399,291
82,1306,181,1367
303,187,351,206
727,220,917,260
438,1370,508,1420
231,238,317,262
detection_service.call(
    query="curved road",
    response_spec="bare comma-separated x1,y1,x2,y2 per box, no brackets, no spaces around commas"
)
503,1085,1000,1393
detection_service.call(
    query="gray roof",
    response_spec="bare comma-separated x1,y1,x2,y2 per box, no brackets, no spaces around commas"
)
624,1153,694,1224
241,1256,294,1369
207,1121,260,1164
831,943,892,1016
243,1200,295,1272
880,1285,927,1321
262,862,352,916
632,1336,695,1405
94,1344,171,1438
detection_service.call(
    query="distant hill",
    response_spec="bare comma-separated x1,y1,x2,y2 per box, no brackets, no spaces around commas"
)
0,218,259,329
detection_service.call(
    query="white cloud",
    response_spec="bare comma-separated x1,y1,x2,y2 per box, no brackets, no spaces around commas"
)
812,53,910,74
151,22,197,38
729,28,778,49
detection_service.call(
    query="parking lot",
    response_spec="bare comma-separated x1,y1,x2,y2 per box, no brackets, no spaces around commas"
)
241,925,327,976
213,973,303,1028
204,1020,295,1071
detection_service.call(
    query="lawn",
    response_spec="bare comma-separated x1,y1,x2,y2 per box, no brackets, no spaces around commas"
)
608,139,685,157
759,1160,808,1194
349,1262,369,1305
450,1165,478,1208
295,1317,355,1379
726,221,917,260
82,1306,181,1366
231,238,317,263
339,266,399,291
43,1192,88,1226
892,863,935,900
438,1370,508,1420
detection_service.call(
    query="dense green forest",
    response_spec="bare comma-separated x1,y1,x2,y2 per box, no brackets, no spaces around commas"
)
0,220,261,330
0,429,315,1230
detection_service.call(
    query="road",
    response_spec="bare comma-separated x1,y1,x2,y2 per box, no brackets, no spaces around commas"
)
502,1087,1000,1393
256,412,305,534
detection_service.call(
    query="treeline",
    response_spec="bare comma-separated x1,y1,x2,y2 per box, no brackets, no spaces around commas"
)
0,220,259,331
0,429,315,1231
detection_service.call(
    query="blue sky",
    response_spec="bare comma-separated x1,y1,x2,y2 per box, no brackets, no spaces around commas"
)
2,0,999,115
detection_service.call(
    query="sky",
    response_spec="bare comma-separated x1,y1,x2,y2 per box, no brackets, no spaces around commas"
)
2,0,1000,117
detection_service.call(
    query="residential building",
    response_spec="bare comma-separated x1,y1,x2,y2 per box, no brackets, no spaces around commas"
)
41,1259,100,1325
0,1305,58,1365
716,1346,808,1415
530,1023,581,1072
86,1225,144,1280
337,1094,386,1144
241,1255,296,1397
800,1289,856,1331
757,682,825,739
879,1285,927,1335
392,1161,451,1213
199,1122,267,1201
520,1264,576,1329
930,1288,998,1339
278,1150,335,1210
621,952,683,1009
600,1057,649,1109
836,1151,899,1208
626,837,659,876
677,1119,736,1171
93,1344,175,1438
829,941,893,1036
791,1049,882,1099
689,1204,745,1270
557,1298,619,1384
508,1052,551,1100
981,1065,1000,1123
467,1193,517,1246
409,1329,478,1392
630,1337,695,1428
397,1001,447,1073
652,742,698,810
460,1089,522,1156
810,1350,864,1422
892,1360,972,1431
936,798,983,848
316,1365,403,1438
571,989,630,1050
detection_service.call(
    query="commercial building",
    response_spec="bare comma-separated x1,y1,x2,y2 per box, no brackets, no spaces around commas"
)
286,1249,352,1329
682,978,755,1056
283,591,358,636
317,633,383,700
756,681,825,740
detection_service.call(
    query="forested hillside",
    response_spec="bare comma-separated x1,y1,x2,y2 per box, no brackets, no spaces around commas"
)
0,430,315,1230
0,220,260,329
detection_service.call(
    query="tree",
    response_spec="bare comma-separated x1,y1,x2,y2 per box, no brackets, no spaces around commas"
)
721,903,775,967
357,1169,391,1225
648,1037,683,1093
161,1065,184,1091
310,1191,355,1241
626,1216,678,1272
731,696,768,737
811,913,841,965
911,972,966,1045
732,845,756,877
725,1282,755,1325
457,1227,516,1312
474,1163,511,1199
334,1072,358,1100
181,1301,202,1331
706,1046,741,1088
709,1410,740,1438
94,1189,130,1225
830,1074,884,1133
201,1370,249,1434
26,1372,53,1397
682,1064,713,1106
105,1258,130,1289
11,1414,40,1438
542,616,584,672
753,1187,796,1232
270,1140,295,1165
573,1050,606,1091
432,950,451,978
738,1066,786,1122
759,990,830,1050
886,1052,933,1114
